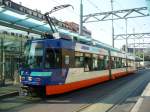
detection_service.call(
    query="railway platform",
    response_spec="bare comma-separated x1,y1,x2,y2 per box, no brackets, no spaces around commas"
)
131,82,150,112
0,84,19,99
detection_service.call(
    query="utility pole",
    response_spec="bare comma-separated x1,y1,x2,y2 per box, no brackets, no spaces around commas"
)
143,37,145,67
111,0,114,47
133,28,136,68
79,0,83,35
133,28,135,56
125,19,128,53
0,35,5,86
0,37,2,83
125,18,128,70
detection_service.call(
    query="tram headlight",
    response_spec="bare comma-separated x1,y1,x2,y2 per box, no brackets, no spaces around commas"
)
28,77,32,81
21,76,25,81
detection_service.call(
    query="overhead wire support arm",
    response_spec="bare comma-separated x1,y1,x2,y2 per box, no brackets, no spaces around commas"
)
83,7,149,23
114,33,150,40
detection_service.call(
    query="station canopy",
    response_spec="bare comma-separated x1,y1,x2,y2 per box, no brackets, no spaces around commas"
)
0,0,54,35
0,0,93,42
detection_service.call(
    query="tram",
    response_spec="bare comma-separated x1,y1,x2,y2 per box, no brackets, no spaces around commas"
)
0,0,136,96
16,2,136,96
20,31,136,95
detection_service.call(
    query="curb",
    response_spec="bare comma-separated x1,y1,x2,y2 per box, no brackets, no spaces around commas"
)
130,83,150,112
0,91,19,99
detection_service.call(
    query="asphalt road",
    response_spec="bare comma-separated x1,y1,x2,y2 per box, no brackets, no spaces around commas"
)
0,69,150,112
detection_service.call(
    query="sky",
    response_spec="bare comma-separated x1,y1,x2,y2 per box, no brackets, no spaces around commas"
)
11,0,150,49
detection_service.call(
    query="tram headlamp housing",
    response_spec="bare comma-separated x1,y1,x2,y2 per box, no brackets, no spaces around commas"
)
28,77,32,81
21,76,25,81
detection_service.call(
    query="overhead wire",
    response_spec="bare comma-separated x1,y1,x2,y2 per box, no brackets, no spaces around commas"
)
86,0,108,33
86,0,121,29
113,0,150,48
86,0,102,12
114,0,145,33
86,0,122,40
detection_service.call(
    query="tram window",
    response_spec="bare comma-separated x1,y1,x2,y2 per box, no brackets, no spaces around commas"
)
118,58,122,68
75,52,84,67
116,57,118,68
132,60,134,67
130,60,132,67
116,57,122,68
121,58,123,67
84,53,92,71
27,42,44,68
128,59,132,67
111,57,115,69
93,54,98,70
62,49,74,68
122,58,126,67
114,57,117,68
105,56,110,70
45,48,61,68
97,55,105,70
65,55,69,65
131,60,133,67
99,55,109,70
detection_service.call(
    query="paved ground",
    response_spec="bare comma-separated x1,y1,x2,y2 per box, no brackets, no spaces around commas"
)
81,70,149,112
0,85,19,95
0,69,150,112
130,82,150,112
0,84,19,99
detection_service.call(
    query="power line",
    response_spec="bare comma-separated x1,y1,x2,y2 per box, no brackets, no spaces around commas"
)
86,0,122,32
86,0,102,12
113,0,147,33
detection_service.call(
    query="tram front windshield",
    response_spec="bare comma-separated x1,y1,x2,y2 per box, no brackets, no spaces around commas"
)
24,42,44,68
